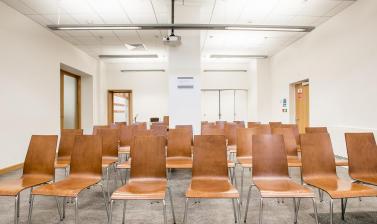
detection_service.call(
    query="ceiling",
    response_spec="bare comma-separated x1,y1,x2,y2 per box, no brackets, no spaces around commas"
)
2,0,356,65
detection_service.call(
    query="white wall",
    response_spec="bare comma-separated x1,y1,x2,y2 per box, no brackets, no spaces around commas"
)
104,63,169,124
0,2,98,168
268,0,377,157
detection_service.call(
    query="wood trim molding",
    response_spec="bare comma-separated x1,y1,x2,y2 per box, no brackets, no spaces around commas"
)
0,163,23,175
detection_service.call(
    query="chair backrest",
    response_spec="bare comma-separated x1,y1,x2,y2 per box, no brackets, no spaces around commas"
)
282,124,300,144
215,121,226,129
192,135,228,179
300,133,337,180
201,124,224,135
92,125,109,135
345,133,377,178
57,129,83,160
252,135,289,180
176,125,193,143
110,122,127,128
133,122,147,131
305,127,328,133
272,127,298,157
269,122,282,128
151,123,168,137
234,121,245,128
23,135,58,178
96,128,119,158
236,127,271,158
224,122,237,145
247,122,261,128
163,116,169,126
69,135,103,178
119,125,134,147
130,136,166,180
167,129,192,158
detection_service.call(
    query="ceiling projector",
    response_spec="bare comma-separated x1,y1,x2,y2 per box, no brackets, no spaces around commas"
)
163,34,181,47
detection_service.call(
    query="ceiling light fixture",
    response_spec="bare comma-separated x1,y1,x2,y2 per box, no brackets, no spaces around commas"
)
99,54,158,59
121,69,166,72
210,55,268,59
203,69,248,72
47,24,314,32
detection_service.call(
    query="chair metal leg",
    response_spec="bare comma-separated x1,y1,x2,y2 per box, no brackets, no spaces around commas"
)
167,187,176,224
183,198,189,224
122,200,127,224
63,197,66,220
240,168,245,205
341,198,347,220
106,167,110,201
329,199,333,224
113,164,118,189
99,184,110,220
163,199,167,224
312,198,319,224
74,197,79,224
243,185,252,223
318,189,323,202
236,198,241,224
293,198,300,224
27,195,34,224
17,194,20,218
14,194,19,224
232,199,237,223
55,197,63,220
109,200,114,224
259,198,264,224
233,166,237,187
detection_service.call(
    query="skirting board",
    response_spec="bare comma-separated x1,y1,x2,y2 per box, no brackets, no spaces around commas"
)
0,163,23,175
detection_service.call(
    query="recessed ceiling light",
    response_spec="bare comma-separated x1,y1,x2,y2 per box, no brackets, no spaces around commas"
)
121,69,165,72
99,54,158,59
210,55,268,59
203,69,248,72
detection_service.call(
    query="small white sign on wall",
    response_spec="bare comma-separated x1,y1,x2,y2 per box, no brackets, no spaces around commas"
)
177,77,195,89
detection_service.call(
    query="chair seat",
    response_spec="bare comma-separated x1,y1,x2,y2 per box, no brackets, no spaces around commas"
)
227,145,237,153
287,156,302,167
305,177,377,199
254,178,314,198
117,160,131,169
166,157,192,169
111,179,167,200
32,176,101,197
102,157,118,168
186,178,239,198
55,159,70,169
352,176,377,186
237,157,252,168
0,175,53,196
118,146,130,154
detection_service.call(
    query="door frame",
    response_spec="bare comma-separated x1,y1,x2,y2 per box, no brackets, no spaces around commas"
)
107,90,133,125
60,70,81,129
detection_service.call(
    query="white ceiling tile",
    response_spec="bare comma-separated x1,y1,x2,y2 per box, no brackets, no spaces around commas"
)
43,14,78,25
60,0,92,14
2,0,36,14
299,0,339,17
70,13,104,24
21,0,61,14
28,14,52,26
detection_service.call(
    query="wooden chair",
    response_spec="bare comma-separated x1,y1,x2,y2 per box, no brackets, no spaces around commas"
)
225,122,238,154
305,127,328,133
215,121,226,129
345,133,377,185
96,128,120,199
282,124,300,145
183,135,240,223
269,122,282,128
176,125,193,144
166,129,193,169
110,122,127,128
236,127,271,204
55,129,83,176
29,135,108,224
163,116,169,126
0,135,57,224
301,133,377,224
118,125,134,157
244,134,318,224
132,122,147,130
151,123,168,138
247,122,261,128
201,124,224,135
234,121,245,128
271,127,299,159
109,136,175,224
93,125,110,135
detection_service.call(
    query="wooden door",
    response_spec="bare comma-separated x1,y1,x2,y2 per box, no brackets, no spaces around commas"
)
108,90,133,125
295,83,309,133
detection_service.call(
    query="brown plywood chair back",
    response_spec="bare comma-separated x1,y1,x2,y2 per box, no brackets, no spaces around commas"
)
215,121,226,129
282,124,300,144
130,136,166,179
269,122,282,129
151,123,168,137
305,127,328,133
236,127,271,158
192,135,228,179
93,125,109,135
224,122,237,145
345,133,377,178
23,135,58,177
57,129,83,160
130,129,155,158
133,122,147,131
247,122,261,128
201,124,224,135
119,125,134,147
176,125,193,135
252,135,289,180
272,127,298,157
300,133,337,180
110,122,127,128
96,128,119,158
234,121,245,128
163,116,169,126
69,135,103,178
167,129,192,158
